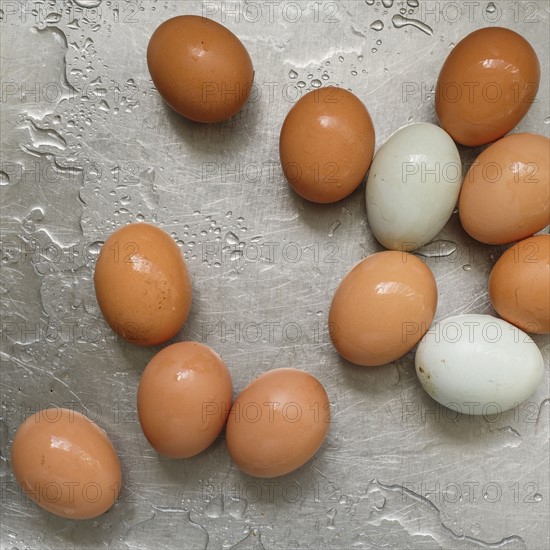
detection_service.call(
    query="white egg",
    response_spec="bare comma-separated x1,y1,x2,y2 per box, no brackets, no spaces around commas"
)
415,314,544,415
365,122,462,251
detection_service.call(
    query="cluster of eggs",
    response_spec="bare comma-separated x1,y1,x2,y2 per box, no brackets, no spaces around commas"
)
10,16,548,521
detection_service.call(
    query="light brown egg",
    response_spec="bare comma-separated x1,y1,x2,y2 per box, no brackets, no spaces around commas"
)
226,368,330,478
147,15,254,123
435,27,540,146
137,342,233,458
279,86,375,203
329,251,437,366
94,222,192,346
489,234,550,334
459,133,549,245
11,408,121,519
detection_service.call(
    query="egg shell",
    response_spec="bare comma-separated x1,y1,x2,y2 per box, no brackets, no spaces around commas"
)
147,15,254,123
11,408,122,519
489,234,550,334
415,314,544,415
458,133,549,245
365,123,462,251
279,86,375,203
94,222,192,346
329,251,438,366
137,342,233,458
435,27,540,146
225,368,330,478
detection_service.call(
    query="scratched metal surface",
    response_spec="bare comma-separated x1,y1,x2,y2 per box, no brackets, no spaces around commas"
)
0,0,549,549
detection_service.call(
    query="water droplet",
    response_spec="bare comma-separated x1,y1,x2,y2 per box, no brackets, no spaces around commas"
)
351,69,358,76
321,73,329,80
376,39,382,45
485,2,497,14
230,250,243,262
382,0,394,7
407,0,419,7
357,54,364,62
533,493,543,502
370,20,384,31
327,507,337,530
289,69,298,79
544,116,550,125
0,171,10,186
328,220,341,237
45,12,62,23
74,0,102,9
225,211,232,218
415,240,457,258
297,81,306,88
371,48,377,53
365,0,375,5
205,495,223,518
136,213,145,221
392,14,433,36
311,79,322,88
87,241,104,256
338,55,344,62
225,231,239,246
463,264,472,271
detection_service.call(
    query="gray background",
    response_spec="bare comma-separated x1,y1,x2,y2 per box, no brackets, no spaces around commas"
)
1,1,548,549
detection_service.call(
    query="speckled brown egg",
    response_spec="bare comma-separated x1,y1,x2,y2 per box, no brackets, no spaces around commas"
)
489,234,550,334
147,15,254,122
94,222,192,346
226,368,330,478
137,342,233,458
11,408,122,519
435,27,540,146
279,86,375,203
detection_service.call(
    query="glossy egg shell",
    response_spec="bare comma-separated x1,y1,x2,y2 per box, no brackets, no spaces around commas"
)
489,234,550,333
365,122,462,251
279,87,375,203
147,15,254,122
94,222,192,346
458,133,549,245
11,408,122,519
329,251,438,366
415,314,544,414
226,368,330,478
137,342,233,458
435,27,540,146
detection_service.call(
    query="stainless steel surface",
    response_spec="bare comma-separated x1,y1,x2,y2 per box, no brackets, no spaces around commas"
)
1,1,549,548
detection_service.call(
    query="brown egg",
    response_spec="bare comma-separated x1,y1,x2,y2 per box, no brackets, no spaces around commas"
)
459,133,549,245
279,86,375,203
11,408,121,519
329,251,437,366
94,222,192,346
226,368,330,478
147,15,254,123
435,27,540,146
137,342,232,458
489,234,550,334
